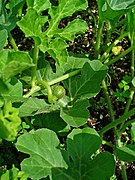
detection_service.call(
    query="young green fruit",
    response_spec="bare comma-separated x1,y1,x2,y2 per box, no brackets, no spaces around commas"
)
53,85,66,99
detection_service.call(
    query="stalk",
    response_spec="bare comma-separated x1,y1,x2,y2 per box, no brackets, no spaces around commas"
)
23,69,81,98
102,80,115,123
120,39,135,130
99,108,135,135
36,80,54,103
48,69,81,86
116,138,128,180
8,32,18,51
31,41,39,87
94,20,103,59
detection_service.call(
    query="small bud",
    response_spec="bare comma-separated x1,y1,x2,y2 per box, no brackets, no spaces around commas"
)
112,46,122,56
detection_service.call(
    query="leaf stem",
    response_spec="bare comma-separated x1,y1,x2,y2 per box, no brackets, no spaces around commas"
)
23,69,81,98
116,138,128,180
8,32,18,51
120,118,135,133
36,80,54,103
31,41,39,87
94,20,103,59
48,69,81,86
102,80,115,122
99,108,135,135
120,41,135,129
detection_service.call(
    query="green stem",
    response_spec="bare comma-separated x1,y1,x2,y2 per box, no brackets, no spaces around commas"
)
102,80,115,122
100,32,128,62
48,69,81,86
102,140,115,148
23,69,81,98
8,32,18,51
105,44,135,66
99,108,135,135
36,80,54,103
31,41,39,87
120,118,135,133
124,90,134,114
131,41,135,79
120,41,135,129
23,86,41,98
116,138,128,180
94,20,103,59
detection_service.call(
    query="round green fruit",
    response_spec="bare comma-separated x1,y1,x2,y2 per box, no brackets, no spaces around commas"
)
53,85,66,99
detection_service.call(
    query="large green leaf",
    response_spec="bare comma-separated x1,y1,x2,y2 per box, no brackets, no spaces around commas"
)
107,0,135,10
16,128,68,179
60,99,89,127
53,19,88,41
67,128,102,161
87,152,116,180
17,0,88,65
116,144,135,162
32,112,68,134
16,128,115,179
52,128,115,180
0,50,34,81
97,0,127,23
47,0,88,36
19,97,51,117
64,60,108,99
17,8,48,43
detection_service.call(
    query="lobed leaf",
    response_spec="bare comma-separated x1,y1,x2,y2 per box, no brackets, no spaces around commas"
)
52,128,115,179
16,128,68,179
17,0,88,65
107,0,135,10
64,60,108,99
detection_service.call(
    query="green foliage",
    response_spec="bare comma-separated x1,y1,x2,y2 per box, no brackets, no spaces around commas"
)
114,75,131,102
16,128,115,179
0,50,34,81
17,0,88,66
116,144,135,162
0,165,28,180
1,0,135,179
0,101,21,141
